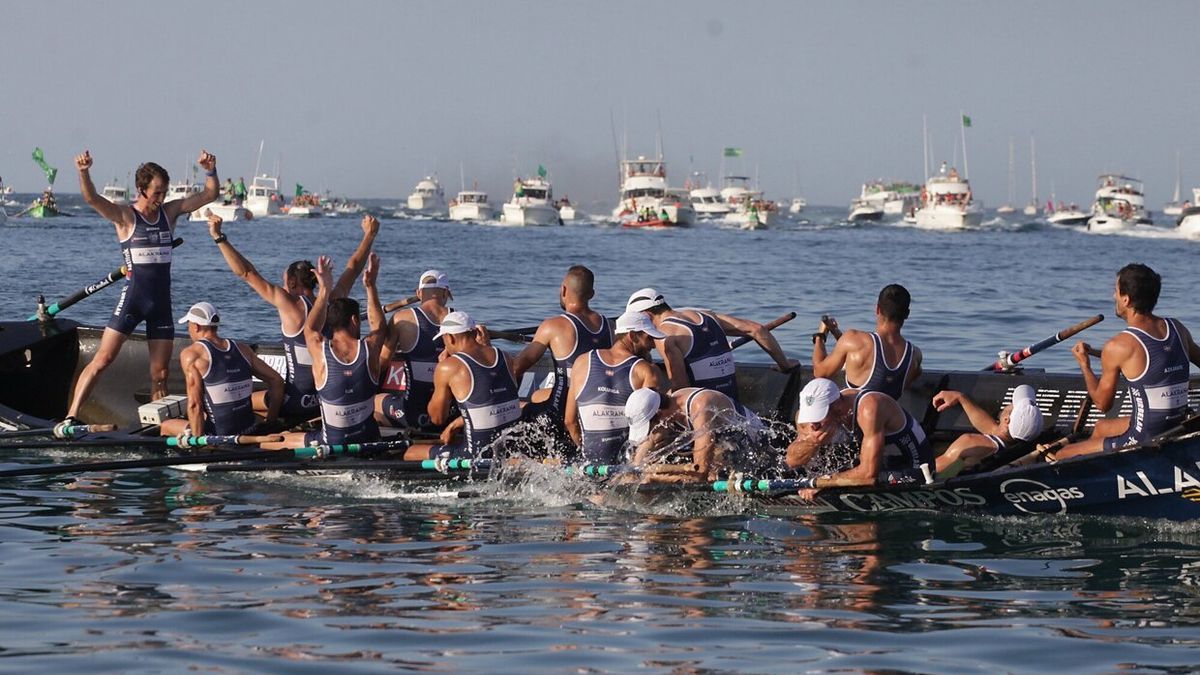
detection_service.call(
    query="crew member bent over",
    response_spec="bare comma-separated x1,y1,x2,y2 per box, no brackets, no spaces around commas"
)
159,302,284,439
788,378,934,500
564,311,664,465
65,149,221,423
209,212,380,421
931,384,1044,477
1055,264,1200,460
376,269,454,431
624,386,769,482
812,284,923,399
625,288,796,402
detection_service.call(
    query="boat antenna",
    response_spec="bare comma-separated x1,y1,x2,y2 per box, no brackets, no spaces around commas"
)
253,139,264,178
656,109,664,160
459,162,465,193
609,109,622,188
1029,135,1037,204
922,114,929,181
959,109,970,180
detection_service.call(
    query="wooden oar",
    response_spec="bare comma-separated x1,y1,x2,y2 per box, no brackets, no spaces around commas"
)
0,423,116,439
486,328,533,343
28,237,184,321
982,314,1104,371
0,433,280,451
359,295,420,320
729,311,797,350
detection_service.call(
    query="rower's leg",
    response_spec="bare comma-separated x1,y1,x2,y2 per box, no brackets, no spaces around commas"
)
67,328,129,418
1089,416,1129,440
160,418,187,437
147,338,174,401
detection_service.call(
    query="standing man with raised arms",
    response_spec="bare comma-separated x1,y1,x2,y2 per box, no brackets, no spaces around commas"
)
64,149,220,424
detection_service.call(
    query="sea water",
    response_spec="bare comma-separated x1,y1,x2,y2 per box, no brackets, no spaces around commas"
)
2,202,1199,671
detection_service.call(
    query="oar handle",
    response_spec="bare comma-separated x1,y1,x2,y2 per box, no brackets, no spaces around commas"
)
1057,314,1105,341
486,328,533,343
383,296,420,313
165,433,284,447
984,314,1104,371
729,311,797,350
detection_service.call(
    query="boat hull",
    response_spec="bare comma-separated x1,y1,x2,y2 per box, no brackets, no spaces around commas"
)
245,197,282,218
449,203,494,222
1086,214,1153,233
1177,211,1200,237
26,204,60,218
189,203,252,222
1047,211,1090,226
501,202,560,226
913,207,983,230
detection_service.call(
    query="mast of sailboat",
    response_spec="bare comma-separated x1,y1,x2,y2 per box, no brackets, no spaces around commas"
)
959,110,970,179
1007,138,1015,205
459,162,465,194
1029,135,1037,204
922,114,929,181
608,109,622,189
1173,150,1182,203
253,140,264,178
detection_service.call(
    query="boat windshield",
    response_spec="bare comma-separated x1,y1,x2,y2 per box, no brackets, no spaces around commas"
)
624,188,665,199
522,188,548,199
1097,175,1144,194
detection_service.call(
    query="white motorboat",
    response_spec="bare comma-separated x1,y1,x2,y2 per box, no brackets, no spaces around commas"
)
718,175,753,211
687,173,731,218
189,200,252,222
1163,151,1184,217
556,198,579,221
1086,174,1153,233
788,197,806,214
449,190,494,222
1022,136,1039,216
166,180,201,204
406,176,447,216
244,174,283,218
913,163,983,230
860,180,920,217
101,181,129,205
501,176,560,226
728,195,772,229
1174,188,1200,237
323,199,363,217
285,193,323,218
1046,204,1090,226
848,197,884,222
611,155,695,227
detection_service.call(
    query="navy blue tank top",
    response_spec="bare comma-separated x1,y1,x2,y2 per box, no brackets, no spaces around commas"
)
121,206,173,288
663,313,739,401
1121,319,1191,442
199,339,255,436
317,338,379,444
575,351,639,464
850,390,932,473
846,333,912,400
402,306,444,406
549,313,612,416
453,348,522,455
281,295,317,400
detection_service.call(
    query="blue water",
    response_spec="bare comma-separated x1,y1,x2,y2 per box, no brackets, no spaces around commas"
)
3,200,1200,671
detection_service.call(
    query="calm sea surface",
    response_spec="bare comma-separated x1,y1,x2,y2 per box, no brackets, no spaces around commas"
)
2,198,1200,672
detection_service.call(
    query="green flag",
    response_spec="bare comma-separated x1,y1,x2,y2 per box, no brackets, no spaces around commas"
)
962,115,972,128
295,183,304,197
31,147,57,186
723,147,743,157
537,164,547,178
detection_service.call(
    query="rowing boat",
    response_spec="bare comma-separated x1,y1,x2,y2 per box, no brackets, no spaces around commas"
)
2,318,1200,519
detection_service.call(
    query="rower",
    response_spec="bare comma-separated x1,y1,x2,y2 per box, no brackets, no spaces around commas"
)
564,310,665,465
813,284,922,399
511,266,613,450
208,212,380,421
376,269,454,430
265,253,387,449
159,302,284,439
64,149,220,425
625,288,797,402
624,386,769,482
1054,264,1200,460
403,311,522,460
788,378,934,498
930,385,1044,477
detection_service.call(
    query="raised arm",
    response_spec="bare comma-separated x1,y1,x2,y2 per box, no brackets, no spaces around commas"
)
710,310,797,371
208,213,293,308
169,150,220,219
75,151,128,226
932,390,1002,436
363,253,387,366
303,255,335,368
332,214,380,299
242,344,284,425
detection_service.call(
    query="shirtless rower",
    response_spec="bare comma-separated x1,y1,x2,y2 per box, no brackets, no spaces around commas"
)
564,311,664,465
812,284,922,399
788,378,934,499
159,302,284,439
930,385,1044,477
208,212,380,421
265,253,387,449
625,288,797,402
1054,264,1200,460
624,386,770,482
401,311,523,460
376,269,454,430
64,149,220,424
512,266,613,448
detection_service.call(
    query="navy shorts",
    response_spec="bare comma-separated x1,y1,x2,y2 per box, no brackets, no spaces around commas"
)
108,283,174,340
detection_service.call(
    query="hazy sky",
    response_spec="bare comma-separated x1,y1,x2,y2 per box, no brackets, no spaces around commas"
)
4,1,1198,207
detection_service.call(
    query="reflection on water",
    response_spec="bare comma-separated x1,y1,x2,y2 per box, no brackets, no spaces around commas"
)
3,469,1200,671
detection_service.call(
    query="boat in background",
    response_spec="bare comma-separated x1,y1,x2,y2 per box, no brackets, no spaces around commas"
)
101,180,129,205
1176,187,1200,237
244,174,283,218
848,197,883,222
860,180,920,217
1086,174,1152,233
997,139,1017,214
612,155,695,227
406,176,447,217
1164,151,1185,217
556,197,579,221
0,180,17,207
913,163,983,230
189,200,251,222
788,197,806,214
501,175,560,226
1046,203,1090,226
25,190,60,218
687,172,731,218
449,190,494,222
284,192,323,218
728,195,772,229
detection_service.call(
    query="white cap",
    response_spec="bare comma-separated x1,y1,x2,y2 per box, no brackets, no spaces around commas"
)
614,311,666,339
794,378,843,424
418,269,451,291
626,287,665,313
625,388,662,443
178,301,220,326
433,310,477,339
1008,384,1044,442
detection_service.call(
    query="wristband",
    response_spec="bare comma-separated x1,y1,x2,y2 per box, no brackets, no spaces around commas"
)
205,170,217,177
811,332,827,345
213,233,227,244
